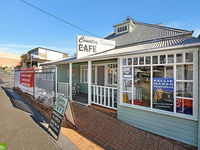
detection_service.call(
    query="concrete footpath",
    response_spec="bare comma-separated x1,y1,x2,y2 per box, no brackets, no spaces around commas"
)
0,87,78,150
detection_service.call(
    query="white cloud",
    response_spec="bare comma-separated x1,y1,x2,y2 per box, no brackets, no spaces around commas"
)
0,43,75,55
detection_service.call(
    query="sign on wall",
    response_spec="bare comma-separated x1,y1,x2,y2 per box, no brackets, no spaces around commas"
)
153,78,174,111
20,68,34,95
76,35,116,59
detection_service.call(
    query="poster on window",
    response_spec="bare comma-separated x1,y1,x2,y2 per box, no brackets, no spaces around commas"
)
20,68,34,95
153,78,174,111
123,67,132,78
176,98,193,115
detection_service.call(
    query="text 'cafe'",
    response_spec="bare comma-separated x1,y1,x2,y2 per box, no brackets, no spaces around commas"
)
41,18,200,148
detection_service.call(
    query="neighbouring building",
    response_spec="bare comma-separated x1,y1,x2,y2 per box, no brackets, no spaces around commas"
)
40,17,200,148
21,47,68,68
0,52,20,68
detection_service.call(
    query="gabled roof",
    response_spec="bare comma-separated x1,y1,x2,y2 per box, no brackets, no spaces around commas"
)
105,20,193,47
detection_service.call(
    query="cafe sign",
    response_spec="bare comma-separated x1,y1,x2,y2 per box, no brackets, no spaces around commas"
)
76,35,116,59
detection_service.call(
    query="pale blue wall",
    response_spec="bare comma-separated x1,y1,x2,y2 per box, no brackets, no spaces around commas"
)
57,64,69,82
116,57,198,147
117,106,198,146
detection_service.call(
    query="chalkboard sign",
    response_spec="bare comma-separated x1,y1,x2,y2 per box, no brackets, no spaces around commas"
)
48,95,69,140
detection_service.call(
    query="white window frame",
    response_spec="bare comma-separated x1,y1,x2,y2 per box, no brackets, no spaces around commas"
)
119,49,198,120
105,63,118,86
80,65,88,83
116,24,129,34
80,65,96,84
81,63,118,86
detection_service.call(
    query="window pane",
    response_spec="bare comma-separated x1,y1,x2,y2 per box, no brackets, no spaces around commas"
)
133,67,151,107
167,54,174,63
108,73,112,84
123,67,132,78
153,56,158,64
123,58,127,66
128,58,132,65
123,92,132,104
160,55,166,64
113,69,118,84
176,82,193,98
123,79,132,91
145,56,151,64
176,98,193,115
85,70,88,82
176,65,193,80
153,66,164,78
176,54,183,63
139,57,144,65
133,57,138,65
166,66,173,78
185,52,193,62
92,70,95,83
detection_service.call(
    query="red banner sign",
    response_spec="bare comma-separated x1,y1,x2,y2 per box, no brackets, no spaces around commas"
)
20,68,34,88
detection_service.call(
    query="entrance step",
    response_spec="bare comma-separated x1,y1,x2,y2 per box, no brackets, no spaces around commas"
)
90,104,117,118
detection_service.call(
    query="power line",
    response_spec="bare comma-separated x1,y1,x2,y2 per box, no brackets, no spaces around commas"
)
20,0,100,37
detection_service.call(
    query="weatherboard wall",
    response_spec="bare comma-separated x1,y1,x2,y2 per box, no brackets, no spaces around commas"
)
116,50,199,147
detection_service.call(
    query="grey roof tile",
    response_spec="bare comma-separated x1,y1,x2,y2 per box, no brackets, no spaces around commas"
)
105,22,193,47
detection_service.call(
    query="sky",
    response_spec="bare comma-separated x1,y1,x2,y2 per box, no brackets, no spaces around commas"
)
0,0,200,56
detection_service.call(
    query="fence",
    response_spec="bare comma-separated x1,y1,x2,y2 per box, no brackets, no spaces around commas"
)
91,85,117,110
57,82,70,97
14,68,56,107
34,68,56,106
14,70,20,87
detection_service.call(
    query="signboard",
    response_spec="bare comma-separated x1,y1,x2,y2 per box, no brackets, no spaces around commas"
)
153,78,174,111
76,35,116,59
176,98,193,115
53,95,68,116
123,67,132,78
20,68,34,95
49,95,69,140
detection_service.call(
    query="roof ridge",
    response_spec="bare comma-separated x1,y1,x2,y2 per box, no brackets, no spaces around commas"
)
136,22,193,33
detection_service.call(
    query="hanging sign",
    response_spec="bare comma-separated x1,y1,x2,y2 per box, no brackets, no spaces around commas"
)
49,95,69,140
76,35,116,59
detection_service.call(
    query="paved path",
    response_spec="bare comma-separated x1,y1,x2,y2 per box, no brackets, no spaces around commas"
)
0,87,78,150
70,102,196,150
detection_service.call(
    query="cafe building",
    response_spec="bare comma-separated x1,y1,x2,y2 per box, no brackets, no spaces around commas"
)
41,18,200,148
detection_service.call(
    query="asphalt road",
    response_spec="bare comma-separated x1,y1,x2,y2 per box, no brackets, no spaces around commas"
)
0,70,14,87
0,70,78,150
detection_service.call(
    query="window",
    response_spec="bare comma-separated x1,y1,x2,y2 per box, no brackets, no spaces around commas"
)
80,65,96,83
121,51,197,119
107,64,117,85
80,66,88,83
117,25,128,34
133,67,151,107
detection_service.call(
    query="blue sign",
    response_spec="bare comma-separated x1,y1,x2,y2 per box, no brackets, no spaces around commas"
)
153,78,174,92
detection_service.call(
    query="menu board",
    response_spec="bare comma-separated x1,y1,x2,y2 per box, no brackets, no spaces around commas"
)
49,95,69,140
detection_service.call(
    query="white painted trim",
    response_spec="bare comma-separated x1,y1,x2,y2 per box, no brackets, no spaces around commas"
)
119,49,198,120
69,63,72,100
88,60,92,105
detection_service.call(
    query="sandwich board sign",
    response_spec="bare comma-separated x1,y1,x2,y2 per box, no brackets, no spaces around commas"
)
76,35,116,59
48,94,69,140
